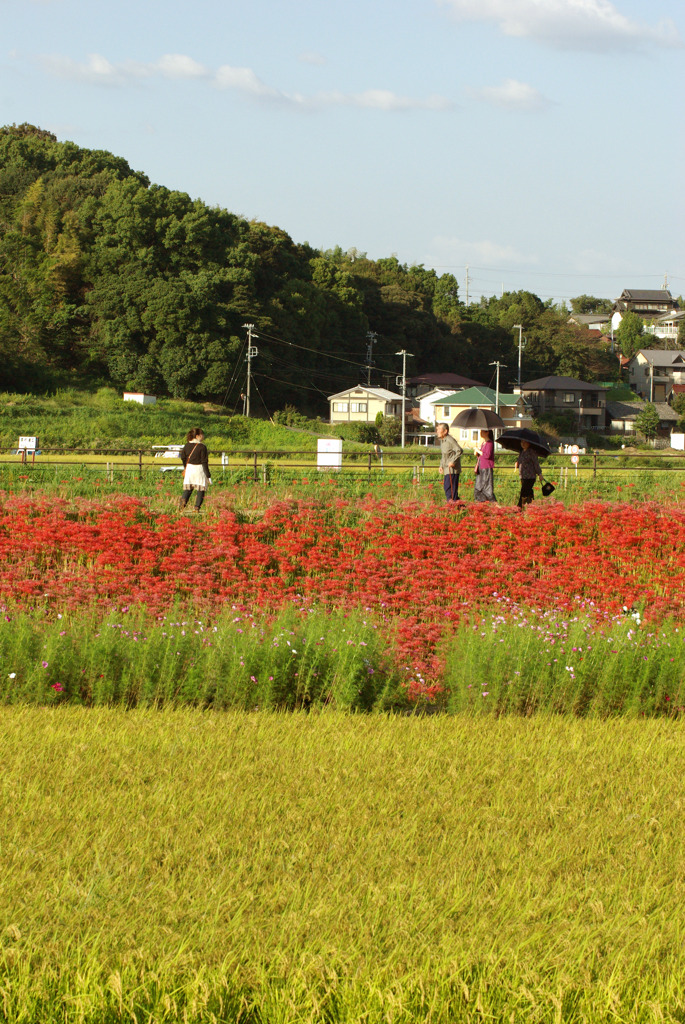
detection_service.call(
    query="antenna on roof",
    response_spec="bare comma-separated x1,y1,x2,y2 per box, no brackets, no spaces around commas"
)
664,273,669,290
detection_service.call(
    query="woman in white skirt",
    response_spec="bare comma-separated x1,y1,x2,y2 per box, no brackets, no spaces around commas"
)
179,428,211,511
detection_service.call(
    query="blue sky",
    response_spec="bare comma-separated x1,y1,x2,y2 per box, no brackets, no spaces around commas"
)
2,0,683,305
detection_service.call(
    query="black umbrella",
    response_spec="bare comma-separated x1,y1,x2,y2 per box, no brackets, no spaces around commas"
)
451,407,505,430
496,427,551,459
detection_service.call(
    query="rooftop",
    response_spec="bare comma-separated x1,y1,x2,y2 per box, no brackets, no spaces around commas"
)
519,376,606,392
431,385,523,406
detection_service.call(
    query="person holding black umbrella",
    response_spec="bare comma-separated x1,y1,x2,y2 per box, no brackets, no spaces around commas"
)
435,422,462,502
515,439,543,509
474,429,496,502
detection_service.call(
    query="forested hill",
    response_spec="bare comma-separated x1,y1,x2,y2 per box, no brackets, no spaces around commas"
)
0,123,617,411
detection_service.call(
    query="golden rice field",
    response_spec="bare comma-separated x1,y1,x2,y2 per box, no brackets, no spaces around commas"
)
3,709,685,1022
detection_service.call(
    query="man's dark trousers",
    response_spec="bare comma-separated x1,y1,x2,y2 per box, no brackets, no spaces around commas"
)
443,472,460,501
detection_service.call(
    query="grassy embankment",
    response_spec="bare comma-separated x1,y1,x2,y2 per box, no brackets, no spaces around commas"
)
3,606,684,717
3,709,685,1023
2,388,685,504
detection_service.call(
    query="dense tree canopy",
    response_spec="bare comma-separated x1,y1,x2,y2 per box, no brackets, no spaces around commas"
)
0,124,620,410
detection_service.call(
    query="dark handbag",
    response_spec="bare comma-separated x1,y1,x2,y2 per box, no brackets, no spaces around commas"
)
541,479,555,496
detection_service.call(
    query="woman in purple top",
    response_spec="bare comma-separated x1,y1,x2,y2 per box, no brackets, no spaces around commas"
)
474,429,497,503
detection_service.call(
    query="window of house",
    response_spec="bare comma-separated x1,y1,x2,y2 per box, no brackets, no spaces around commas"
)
443,406,450,417
471,430,479,440
350,402,367,413
564,393,575,404
333,402,348,412
460,429,468,439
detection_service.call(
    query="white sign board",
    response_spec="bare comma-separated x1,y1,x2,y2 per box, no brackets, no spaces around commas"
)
18,436,38,450
571,444,579,455
670,433,685,451
571,454,579,465
317,438,343,471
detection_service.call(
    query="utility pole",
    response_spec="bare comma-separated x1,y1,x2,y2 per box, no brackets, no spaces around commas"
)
489,361,506,415
465,265,469,307
242,323,258,417
365,331,377,385
395,349,413,449
513,324,525,390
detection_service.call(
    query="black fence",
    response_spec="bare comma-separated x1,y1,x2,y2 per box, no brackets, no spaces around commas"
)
4,446,685,483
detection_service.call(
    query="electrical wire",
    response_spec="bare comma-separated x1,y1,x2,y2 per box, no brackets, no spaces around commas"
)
255,328,399,376
218,337,247,412
263,350,373,388
251,375,274,422
253,371,334,398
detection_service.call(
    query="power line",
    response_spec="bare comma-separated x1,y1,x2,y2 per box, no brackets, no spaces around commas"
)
256,328,398,376
219,337,247,412
253,371,333,397
429,266,684,280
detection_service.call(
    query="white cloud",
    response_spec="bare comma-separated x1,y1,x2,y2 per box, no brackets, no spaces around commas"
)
215,64,282,99
298,51,326,66
155,54,208,79
437,0,682,52
319,89,454,111
38,52,211,85
430,235,539,267
36,51,454,111
214,67,453,110
469,78,549,109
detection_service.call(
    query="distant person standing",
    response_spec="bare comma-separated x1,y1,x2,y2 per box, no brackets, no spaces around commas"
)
474,429,496,502
515,439,543,509
436,423,462,502
179,428,211,512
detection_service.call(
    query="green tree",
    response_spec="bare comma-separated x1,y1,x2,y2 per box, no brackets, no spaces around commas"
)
677,317,685,348
570,295,612,315
671,393,685,417
616,312,646,359
432,273,460,322
378,416,402,446
635,402,660,440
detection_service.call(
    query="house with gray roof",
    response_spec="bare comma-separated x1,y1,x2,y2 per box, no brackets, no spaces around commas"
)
627,349,685,402
611,289,680,334
517,376,608,431
568,312,612,332
646,309,685,345
406,372,484,399
607,400,678,436
328,385,407,424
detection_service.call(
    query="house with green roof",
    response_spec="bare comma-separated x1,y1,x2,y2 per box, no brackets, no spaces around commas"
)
427,386,532,446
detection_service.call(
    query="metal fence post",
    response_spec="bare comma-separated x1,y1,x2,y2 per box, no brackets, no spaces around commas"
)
138,450,143,481
368,452,372,480
253,451,258,482
593,450,597,478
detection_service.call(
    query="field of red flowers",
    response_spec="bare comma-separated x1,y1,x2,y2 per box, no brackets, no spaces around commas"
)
4,493,685,621
3,492,685,708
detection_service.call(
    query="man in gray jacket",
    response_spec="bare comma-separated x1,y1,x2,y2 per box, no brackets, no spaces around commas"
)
436,423,463,502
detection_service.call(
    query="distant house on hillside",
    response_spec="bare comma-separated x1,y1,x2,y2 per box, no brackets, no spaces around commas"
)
646,309,685,344
568,312,612,332
416,387,460,424
611,289,679,334
406,372,484,399
627,350,685,402
517,376,607,432
429,386,532,446
328,385,407,424
607,400,678,437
